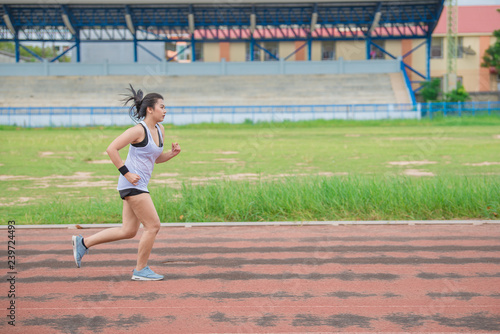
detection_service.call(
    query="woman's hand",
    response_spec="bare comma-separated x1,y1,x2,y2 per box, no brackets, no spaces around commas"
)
125,172,141,186
155,142,181,164
171,142,181,157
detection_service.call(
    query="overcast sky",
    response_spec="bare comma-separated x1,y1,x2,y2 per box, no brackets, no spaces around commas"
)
458,0,500,5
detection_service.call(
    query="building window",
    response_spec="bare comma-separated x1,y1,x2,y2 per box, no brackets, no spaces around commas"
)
431,37,443,59
456,37,464,59
263,42,279,61
245,42,261,61
370,40,385,59
194,43,203,61
321,41,336,60
175,42,190,62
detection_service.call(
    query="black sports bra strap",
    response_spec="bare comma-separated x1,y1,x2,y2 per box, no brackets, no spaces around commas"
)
131,123,148,147
155,125,163,147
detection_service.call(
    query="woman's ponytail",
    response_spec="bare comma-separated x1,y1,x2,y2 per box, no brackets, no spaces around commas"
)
122,84,163,123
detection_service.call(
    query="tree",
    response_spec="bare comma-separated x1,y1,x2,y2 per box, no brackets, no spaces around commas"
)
445,82,470,103
419,78,470,103
481,29,500,73
420,78,441,102
0,42,70,62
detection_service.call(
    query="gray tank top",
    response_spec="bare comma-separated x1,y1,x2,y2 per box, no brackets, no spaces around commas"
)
117,121,164,192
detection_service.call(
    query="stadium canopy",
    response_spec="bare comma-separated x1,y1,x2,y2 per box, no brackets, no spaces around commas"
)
0,0,444,81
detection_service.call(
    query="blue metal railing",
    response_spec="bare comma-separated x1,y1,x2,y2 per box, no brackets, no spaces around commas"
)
421,101,500,118
0,104,417,127
0,102,498,128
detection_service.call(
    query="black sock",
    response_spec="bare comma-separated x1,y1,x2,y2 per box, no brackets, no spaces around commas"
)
81,238,88,249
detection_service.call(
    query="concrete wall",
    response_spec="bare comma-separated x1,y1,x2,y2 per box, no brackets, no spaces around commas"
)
336,41,366,61
203,42,220,62
385,40,402,58
469,91,500,102
75,42,164,63
279,42,296,61
410,38,428,85
0,59,401,77
229,42,246,62
311,41,322,61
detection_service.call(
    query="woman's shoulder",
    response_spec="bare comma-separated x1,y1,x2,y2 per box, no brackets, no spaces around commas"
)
129,123,145,134
121,123,145,143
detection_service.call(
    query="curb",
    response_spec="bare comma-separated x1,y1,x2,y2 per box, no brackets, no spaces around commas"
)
1,220,499,229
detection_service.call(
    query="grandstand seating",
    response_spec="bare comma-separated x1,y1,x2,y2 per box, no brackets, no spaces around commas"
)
0,73,409,107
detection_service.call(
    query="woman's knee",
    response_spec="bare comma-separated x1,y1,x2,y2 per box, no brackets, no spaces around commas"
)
144,221,161,234
121,228,138,239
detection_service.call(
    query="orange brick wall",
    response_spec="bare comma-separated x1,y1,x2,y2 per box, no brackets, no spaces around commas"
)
295,41,305,61
479,36,491,92
220,42,230,61
401,39,413,80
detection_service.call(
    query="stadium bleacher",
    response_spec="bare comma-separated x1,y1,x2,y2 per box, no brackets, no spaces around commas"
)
0,73,409,107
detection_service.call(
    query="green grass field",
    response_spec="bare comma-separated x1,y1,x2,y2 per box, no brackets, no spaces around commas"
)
1,116,500,224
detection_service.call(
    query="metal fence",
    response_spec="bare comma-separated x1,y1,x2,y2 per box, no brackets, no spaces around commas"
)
421,101,500,118
0,104,419,127
0,102,499,128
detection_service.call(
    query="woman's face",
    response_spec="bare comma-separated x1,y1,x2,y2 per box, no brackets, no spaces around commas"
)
148,99,166,122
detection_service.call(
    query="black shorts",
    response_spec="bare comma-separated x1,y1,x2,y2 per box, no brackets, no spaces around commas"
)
119,188,149,200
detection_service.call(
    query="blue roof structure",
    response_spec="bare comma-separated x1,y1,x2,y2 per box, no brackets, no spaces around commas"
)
0,0,446,103
0,0,444,93
1,1,445,43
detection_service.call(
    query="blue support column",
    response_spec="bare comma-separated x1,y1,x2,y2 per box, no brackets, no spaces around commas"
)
426,36,432,80
366,38,371,60
191,34,196,62
307,37,312,61
75,33,81,63
3,5,19,62
250,37,255,61
14,35,20,63
133,35,138,63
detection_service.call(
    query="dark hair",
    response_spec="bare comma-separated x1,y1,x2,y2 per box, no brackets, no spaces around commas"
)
122,84,163,123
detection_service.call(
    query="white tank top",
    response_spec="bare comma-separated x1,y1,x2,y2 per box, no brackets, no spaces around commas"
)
117,121,164,192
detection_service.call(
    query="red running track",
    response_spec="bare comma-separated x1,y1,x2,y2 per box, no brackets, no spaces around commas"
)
2,224,500,333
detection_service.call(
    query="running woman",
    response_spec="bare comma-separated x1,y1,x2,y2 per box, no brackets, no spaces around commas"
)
72,85,181,280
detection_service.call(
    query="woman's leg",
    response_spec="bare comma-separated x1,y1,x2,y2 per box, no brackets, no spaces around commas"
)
124,193,161,271
84,199,141,248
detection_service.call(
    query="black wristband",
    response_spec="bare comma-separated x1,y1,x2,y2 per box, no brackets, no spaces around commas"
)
118,165,129,176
